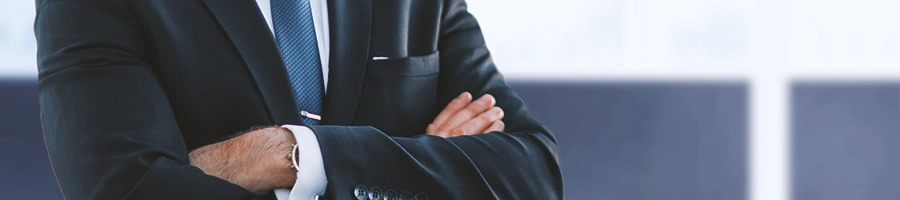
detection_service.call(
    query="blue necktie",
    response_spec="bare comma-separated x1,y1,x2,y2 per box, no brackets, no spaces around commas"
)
272,0,324,125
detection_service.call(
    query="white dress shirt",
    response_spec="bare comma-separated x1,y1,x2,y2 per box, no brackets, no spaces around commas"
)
254,0,330,199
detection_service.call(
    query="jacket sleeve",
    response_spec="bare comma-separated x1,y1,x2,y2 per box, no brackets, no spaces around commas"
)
35,0,255,199
310,0,563,199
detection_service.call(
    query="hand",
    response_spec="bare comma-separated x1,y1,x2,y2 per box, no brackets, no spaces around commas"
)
426,92,505,138
189,127,297,194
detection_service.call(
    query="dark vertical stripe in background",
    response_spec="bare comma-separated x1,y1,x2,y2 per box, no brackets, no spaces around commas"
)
0,80,62,199
792,82,900,200
512,81,748,200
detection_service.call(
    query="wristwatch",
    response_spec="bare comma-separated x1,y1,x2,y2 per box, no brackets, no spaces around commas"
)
287,143,301,171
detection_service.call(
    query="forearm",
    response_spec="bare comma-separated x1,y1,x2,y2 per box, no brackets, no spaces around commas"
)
310,125,561,199
189,138,256,189
189,127,298,194
446,130,562,198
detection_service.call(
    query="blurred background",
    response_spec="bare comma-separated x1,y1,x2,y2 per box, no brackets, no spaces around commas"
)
1,0,898,199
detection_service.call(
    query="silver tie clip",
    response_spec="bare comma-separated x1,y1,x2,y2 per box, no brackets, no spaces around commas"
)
300,110,322,121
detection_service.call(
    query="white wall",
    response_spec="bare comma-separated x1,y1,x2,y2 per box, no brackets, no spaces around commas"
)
0,0,37,77
2,0,897,78
466,0,899,80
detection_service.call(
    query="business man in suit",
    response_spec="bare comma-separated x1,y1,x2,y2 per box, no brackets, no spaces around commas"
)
35,0,562,199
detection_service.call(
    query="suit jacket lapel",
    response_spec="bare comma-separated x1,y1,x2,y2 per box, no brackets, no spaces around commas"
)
201,0,303,125
321,0,372,125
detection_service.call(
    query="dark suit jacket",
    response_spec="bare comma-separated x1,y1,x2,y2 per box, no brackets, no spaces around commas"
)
35,0,562,199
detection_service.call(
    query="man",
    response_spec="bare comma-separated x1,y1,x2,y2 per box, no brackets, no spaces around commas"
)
34,0,563,199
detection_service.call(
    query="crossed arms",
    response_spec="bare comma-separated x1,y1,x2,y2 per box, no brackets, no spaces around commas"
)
35,0,562,199
189,92,509,193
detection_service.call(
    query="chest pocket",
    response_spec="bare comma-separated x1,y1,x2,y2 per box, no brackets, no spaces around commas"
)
355,51,440,136
365,51,440,77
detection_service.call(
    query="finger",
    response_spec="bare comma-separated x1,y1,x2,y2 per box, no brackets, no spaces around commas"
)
426,124,439,135
427,92,472,133
427,93,471,136
437,94,495,133
427,124,451,138
458,106,504,135
449,128,465,137
481,120,505,134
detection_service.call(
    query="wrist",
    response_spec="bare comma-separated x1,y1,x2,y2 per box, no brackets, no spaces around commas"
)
281,125,328,194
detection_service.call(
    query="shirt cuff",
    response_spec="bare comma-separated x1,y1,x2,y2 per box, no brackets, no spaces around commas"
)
275,125,328,200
